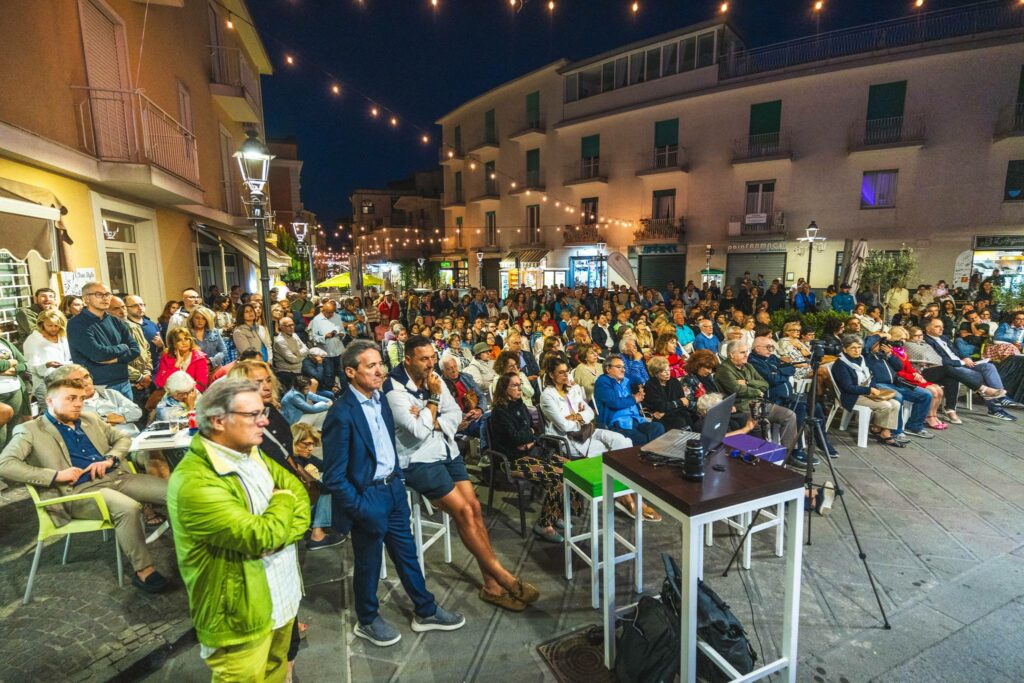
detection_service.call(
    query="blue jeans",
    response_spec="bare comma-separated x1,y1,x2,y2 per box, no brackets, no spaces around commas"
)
879,383,931,432
945,362,1004,393
611,420,665,446
104,380,134,402
312,494,333,528
321,355,341,391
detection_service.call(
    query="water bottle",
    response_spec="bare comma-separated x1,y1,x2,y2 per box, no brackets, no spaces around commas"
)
188,410,198,436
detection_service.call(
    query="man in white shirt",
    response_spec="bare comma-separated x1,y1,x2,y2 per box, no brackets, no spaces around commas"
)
54,364,143,436
308,301,345,391
385,336,538,612
166,287,203,337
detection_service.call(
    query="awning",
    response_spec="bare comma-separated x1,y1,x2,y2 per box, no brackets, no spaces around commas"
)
193,223,291,270
500,248,549,269
0,178,63,262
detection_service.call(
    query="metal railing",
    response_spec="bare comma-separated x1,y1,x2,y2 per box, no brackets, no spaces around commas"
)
74,86,200,186
731,210,786,236
637,146,688,172
221,180,246,216
562,224,601,244
470,132,500,150
635,217,685,241
995,102,1024,138
209,45,260,114
510,119,546,136
849,114,927,149
565,157,606,183
720,0,1023,80
733,132,791,161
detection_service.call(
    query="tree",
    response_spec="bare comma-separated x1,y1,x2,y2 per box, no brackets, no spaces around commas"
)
857,247,917,307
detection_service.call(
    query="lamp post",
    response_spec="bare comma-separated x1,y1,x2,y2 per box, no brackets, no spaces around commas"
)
476,251,484,288
234,129,274,327
291,220,313,293
796,220,827,287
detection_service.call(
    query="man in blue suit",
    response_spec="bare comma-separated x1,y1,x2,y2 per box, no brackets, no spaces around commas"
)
322,340,465,647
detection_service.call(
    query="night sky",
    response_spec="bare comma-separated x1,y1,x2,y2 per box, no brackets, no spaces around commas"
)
250,0,983,248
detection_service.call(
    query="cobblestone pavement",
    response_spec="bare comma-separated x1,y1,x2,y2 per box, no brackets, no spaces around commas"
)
5,400,1024,682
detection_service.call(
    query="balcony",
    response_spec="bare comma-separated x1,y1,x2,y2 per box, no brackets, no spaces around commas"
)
209,45,261,123
508,120,547,145
509,170,545,195
636,146,689,178
720,1,1023,80
728,210,786,238
442,190,466,209
563,158,608,187
562,224,601,245
439,145,465,165
72,86,201,196
470,181,500,209
849,114,927,152
635,217,685,242
994,103,1024,141
732,132,792,164
468,132,500,157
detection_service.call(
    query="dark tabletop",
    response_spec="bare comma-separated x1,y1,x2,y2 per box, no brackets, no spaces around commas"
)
604,447,805,517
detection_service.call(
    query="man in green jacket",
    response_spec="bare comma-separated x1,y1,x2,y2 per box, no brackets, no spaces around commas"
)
714,339,801,465
168,378,309,682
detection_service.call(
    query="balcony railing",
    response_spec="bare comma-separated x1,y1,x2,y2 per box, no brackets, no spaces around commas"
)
469,132,500,151
637,146,688,173
995,102,1024,138
565,157,607,184
733,132,791,162
222,180,245,216
849,114,926,150
509,119,546,139
446,190,465,204
730,210,786,236
73,86,200,186
562,224,601,245
635,217,685,241
720,0,1023,80
512,170,545,192
209,45,260,114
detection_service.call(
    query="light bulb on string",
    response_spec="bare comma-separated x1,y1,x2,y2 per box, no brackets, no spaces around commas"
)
389,116,398,127
631,2,639,14
285,54,295,65
226,13,235,29
719,2,728,13
331,84,340,95
421,135,430,143
370,106,379,117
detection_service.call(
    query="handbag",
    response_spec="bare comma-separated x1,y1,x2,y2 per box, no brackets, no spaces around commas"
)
568,421,595,443
866,388,897,401
287,456,322,505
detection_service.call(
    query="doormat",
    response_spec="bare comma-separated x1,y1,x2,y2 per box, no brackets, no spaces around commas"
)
536,624,617,683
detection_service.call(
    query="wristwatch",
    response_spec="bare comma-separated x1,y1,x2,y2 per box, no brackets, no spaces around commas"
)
107,456,120,470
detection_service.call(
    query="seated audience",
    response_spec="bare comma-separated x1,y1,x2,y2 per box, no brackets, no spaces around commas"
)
830,334,905,446
281,375,333,428
593,355,666,446
643,355,697,431
156,327,209,393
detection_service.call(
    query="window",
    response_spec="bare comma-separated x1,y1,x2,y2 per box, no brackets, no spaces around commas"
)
654,119,679,167
629,52,645,85
614,57,628,89
360,201,375,215
602,62,616,93
0,253,31,343
581,135,600,177
453,125,462,153
455,215,463,248
1004,161,1024,202
662,42,678,76
454,171,463,201
866,81,907,121
525,148,540,187
484,109,496,143
565,73,578,103
527,205,541,243
176,81,193,134
485,211,497,246
745,181,775,214
861,171,898,208
652,189,676,219
484,161,496,195
679,37,696,72
748,100,782,154
645,48,661,81
525,91,540,127
579,67,601,99
582,197,598,225
696,33,716,68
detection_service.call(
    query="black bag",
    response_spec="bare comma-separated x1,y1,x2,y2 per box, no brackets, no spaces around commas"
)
614,595,679,683
659,553,757,683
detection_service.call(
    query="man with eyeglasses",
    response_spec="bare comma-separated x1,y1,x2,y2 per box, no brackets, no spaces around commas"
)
168,378,309,680
109,296,152,405
594,355,666,446
166,287,204,338
124,295,163,376
67,282,140,401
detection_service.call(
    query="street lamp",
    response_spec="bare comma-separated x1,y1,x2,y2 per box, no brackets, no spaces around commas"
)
476,251,484,288
291,220,314,293
234,129,274,326
796,220,827,286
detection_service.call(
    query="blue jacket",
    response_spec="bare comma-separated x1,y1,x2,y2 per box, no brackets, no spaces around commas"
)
623,356,649,387
693,333,721,354
67,309,140,386
280,389,331,424
862,342,902,387
995,323,1024,346
322,387,400,535
139,316,162,374
454,371,489,412
674,324,695,348
747,352,796,404
831,292,855,314
468,300,488,322
794,292,816,313
594,373,644,430
830,355,879,411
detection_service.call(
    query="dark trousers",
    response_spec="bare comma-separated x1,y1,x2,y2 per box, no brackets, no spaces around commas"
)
611,420,665,446
321,356,342,391
350,476,436,625
921,367,960,410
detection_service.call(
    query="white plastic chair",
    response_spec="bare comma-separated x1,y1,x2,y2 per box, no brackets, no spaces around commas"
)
824,363,873,448
380,488,452,579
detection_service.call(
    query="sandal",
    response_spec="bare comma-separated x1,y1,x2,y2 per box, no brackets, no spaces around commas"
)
479,588,526,612
926,420,948,430
944,410,963,425
874,434,906,448
143,511,166,527
641,505,662,522
614,501,637,520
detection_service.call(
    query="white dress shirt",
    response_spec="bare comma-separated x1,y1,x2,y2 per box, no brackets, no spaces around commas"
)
308,312,345,357
385,370,461,469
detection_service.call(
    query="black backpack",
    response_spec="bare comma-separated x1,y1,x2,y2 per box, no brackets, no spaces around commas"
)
659,553,757,683
614,595,679,683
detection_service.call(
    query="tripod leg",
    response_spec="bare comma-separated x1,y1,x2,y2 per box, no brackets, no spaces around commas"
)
722,510,761,577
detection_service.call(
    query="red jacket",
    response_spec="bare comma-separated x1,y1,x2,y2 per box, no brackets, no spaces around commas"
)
155,348,210,392
378,299,400,323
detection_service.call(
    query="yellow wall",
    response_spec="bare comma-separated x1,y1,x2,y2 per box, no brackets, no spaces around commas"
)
155,207,197,300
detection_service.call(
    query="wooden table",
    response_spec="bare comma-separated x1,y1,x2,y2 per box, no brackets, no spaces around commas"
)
602,446,805,682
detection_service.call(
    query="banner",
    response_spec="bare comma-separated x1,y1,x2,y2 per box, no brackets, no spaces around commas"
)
607,251,638,291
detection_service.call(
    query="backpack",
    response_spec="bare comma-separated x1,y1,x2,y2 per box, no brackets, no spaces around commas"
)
614,595,678,683
659,553,757,683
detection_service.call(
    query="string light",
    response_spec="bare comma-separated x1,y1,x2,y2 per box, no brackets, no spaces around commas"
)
719,2,729,13
225,13,234,29
285,54,294,65
370,106,379,117
390,116,398,127
421,134,430,143
631,2,639,14
331,84,340,95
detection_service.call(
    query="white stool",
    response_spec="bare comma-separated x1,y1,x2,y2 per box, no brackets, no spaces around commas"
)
563,456,642,610
380,488,452,579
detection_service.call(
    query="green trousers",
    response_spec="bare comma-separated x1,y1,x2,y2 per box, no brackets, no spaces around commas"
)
205,619,294,683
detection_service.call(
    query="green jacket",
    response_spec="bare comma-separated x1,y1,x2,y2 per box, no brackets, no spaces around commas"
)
167,435,310,649
714,359,768,414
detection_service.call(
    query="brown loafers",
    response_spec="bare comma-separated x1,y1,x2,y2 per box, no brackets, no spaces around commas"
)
479,588,526,612
510,578,540,604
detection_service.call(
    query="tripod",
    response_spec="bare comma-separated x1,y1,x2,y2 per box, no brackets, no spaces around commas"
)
722,351,892,630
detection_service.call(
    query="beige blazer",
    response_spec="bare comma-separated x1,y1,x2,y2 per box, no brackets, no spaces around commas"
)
0,412,132,525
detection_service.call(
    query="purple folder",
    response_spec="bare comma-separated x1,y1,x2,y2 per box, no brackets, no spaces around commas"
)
722,434,788,464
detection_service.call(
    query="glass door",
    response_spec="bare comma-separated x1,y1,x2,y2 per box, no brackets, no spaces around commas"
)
102,219,139,297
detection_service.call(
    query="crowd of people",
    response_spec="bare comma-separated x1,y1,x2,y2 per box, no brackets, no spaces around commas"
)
1,269,1023,680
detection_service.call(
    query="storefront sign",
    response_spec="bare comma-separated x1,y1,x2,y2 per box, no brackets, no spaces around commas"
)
630,244,682,255
440,261,452,268
727,241,786,253
974,235,1024,250
59,268,97,296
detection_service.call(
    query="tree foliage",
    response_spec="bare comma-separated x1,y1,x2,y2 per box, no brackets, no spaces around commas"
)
857,248,917,302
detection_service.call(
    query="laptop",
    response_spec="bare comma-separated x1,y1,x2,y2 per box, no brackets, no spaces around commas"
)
641,394,736,460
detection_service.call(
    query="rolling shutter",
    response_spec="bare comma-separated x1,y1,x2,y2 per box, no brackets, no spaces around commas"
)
654,119,678,147
639,254,686,289
726,253,787,290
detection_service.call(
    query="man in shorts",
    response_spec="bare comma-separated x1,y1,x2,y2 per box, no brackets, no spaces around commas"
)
385,336,539,611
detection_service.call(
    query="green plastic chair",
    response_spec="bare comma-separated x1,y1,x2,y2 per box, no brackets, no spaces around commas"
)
23,484,123,604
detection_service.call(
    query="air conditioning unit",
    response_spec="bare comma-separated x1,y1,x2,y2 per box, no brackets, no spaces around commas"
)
727,220,742,236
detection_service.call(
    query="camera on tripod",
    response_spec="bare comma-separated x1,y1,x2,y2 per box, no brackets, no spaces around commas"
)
809,338,841,360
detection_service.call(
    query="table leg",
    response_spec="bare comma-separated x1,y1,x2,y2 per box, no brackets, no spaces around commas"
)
680,519,700,682
781,495,804,682
634,493,643,594
602,470,617,669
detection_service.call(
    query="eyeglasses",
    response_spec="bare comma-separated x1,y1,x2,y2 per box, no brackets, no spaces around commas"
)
229,407,271,421
85,292,112,298
296,439,317,448
608,364,625,370
728,450,759,466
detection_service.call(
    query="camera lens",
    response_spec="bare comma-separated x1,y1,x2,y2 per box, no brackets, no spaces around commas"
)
682,438,705,482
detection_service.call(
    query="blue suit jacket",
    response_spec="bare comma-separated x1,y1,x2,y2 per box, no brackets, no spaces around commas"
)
322,387,400,534
923,334,964,367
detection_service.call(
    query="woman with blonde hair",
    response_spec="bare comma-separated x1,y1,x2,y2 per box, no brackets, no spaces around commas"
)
23,309,71,403
187,306,227,369
777,320,813,379
290,422,345,551
155,327,209,392
227,359,294,468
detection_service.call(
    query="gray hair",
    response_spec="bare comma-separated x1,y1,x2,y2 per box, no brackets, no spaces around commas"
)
840,333,864,349
164,370,196,394
196,378,259,435
602,354,622,372
647,355,669,376
696,392,725,417
724,339,748,356
618,336,635,353
439,352,459,371
46,363,88,386
342,339,381,372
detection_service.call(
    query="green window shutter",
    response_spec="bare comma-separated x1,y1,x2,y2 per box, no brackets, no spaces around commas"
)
1017,66,1024,103
526,91,540,125
1005,160,1024,201
526,148,540,173
866,81,907,121
653,189,676,199
454,171,462,193
453,125,462,151
581,134,600,158
654,119,678,147
748,101,782,136
484,109,496,139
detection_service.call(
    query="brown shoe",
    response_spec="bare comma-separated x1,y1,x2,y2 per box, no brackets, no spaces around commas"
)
510,578,540,604
479,588,526,612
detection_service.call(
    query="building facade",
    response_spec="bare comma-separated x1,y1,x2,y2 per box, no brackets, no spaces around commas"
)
436,3,1024,295
0,0,288,339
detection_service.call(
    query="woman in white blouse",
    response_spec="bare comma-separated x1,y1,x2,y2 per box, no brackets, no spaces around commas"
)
23,309,71,403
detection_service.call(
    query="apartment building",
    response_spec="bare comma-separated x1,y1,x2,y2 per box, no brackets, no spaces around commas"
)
436,1,1024,295
0,0,289,337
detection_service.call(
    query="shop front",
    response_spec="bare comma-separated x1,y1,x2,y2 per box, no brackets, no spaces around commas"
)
629,243,686,289
434,254,470,289
726,240,788,288
559,245,607,289
968,235,1024,290
500,248,551,298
